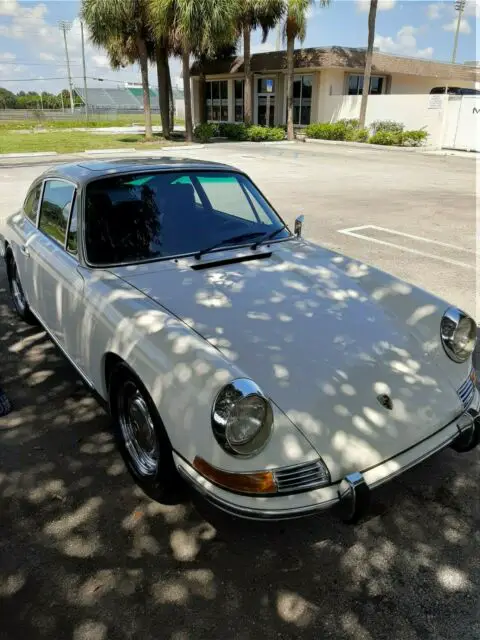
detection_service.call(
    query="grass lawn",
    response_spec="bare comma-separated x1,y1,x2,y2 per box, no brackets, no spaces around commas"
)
0,131,186,154
0,115,185,131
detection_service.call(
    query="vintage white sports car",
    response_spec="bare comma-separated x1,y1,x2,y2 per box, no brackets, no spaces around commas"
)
1,159,478,521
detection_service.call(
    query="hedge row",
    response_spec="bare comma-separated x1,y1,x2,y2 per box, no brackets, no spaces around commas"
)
194,122,284,143
305,119,428,147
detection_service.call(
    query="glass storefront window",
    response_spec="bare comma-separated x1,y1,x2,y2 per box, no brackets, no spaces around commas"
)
348,75,385,95
205,80,229,121
235,79,244,122
287,74,313,126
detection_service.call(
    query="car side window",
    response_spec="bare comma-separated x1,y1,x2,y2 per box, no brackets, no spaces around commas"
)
23,183,42,224
38,180,75,246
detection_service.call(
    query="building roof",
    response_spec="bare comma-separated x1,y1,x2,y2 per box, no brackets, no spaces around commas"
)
191,46,479,82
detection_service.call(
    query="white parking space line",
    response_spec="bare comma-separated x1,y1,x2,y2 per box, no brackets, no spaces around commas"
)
342,225,475,254
338,225,475,270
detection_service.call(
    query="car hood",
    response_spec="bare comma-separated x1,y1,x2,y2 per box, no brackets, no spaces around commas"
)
112,240,465,481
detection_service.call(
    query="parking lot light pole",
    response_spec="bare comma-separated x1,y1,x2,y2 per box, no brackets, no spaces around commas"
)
58,20,75,114
452,0,466,64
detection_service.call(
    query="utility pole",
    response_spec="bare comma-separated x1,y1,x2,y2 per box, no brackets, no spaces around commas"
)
58,20,75,113
452,0,466,63
80,20,89,120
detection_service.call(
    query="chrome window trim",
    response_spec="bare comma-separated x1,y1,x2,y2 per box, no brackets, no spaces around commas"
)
81,168,293,269
37,177,77,252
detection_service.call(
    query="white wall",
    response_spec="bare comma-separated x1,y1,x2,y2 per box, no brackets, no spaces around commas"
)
443,96,480,151
323,94,445,145
390,74,475,94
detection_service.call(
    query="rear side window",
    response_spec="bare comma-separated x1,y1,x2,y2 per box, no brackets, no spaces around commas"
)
24,184,42,223
38,180,75,246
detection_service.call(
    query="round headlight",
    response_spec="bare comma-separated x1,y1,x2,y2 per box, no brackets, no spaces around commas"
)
212,379,273,456
441,307,477,363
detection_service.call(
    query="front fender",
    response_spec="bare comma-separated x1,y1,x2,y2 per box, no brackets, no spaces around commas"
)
82,271,319,474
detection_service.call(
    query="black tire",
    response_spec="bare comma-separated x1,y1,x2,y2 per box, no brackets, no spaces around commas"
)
109,363,183,504
6,250,36,325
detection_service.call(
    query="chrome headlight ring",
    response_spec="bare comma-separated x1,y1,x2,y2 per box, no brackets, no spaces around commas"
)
441,307,477,363
211,378,274,457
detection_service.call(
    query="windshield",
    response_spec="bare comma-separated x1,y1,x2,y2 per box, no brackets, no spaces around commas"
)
84,170,290,265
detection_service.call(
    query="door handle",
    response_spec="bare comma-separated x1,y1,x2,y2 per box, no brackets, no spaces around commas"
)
20,244,30,258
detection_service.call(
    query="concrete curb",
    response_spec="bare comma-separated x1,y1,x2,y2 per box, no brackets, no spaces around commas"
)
0,151,58,159
303,137,435,154
82,148,138,155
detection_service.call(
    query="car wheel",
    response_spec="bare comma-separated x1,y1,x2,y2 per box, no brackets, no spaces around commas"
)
109,363,183,504
6,251,36,325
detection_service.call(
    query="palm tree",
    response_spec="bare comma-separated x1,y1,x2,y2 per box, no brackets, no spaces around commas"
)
236,0,284,126
359,0,378,129
82,0,154,139
149,0,238,142
284,0,328,141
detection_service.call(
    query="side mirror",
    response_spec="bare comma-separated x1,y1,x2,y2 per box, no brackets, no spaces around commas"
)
294,215,305,237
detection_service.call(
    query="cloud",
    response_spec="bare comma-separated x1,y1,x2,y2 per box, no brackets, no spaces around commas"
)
426,3,442,19
251,39,277,54
92,55,110,68
0,51,16,61
0,0,18,16
0,1,179,92
357,0,396,12
375,25,434,59
443,17,472,34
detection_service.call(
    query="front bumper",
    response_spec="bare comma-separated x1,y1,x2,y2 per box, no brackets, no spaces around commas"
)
175,388,480,521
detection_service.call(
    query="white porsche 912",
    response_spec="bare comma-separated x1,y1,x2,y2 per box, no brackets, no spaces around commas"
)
1,158,478,521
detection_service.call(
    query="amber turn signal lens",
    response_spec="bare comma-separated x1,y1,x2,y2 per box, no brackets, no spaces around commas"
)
193,456,277,494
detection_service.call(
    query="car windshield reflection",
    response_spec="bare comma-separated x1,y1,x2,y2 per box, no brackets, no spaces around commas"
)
85,170,291,266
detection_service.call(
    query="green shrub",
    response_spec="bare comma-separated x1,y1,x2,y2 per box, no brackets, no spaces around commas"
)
194,122,217,142
245,125,285,142
345,127,369,143
403,129,428,146
218,122,248,140
369,130,404,146
370,120,404,135
338,118,359,130
305,122,348,140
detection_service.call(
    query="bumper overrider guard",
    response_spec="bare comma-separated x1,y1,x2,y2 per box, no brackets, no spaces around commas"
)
176,406,480,523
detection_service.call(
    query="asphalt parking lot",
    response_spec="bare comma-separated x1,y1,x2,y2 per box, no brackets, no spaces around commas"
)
0,143,478,640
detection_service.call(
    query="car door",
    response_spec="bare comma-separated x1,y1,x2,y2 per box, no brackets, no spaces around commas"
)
10,181,43,309
29,179,86,359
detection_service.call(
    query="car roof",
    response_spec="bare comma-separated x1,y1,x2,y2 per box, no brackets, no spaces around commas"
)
39,157,239,185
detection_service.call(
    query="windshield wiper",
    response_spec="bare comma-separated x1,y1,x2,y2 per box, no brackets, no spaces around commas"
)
195,231,267,260
252,224,288,249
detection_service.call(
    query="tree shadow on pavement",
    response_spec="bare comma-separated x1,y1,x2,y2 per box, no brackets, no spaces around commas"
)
0,267,479,640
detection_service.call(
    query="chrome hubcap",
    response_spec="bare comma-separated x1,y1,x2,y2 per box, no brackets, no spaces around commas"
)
11,264,26,313
118,381,159,477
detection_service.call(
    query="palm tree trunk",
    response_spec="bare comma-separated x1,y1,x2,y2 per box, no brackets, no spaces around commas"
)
166,62,174,133
156,44,170,139
243,26,252,125
137,36,153,140
286,34,295,141
198,67,207,124
182,48,193,142
359,0,378,129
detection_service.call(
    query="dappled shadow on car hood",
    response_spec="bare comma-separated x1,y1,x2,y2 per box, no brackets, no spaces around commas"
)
117,240,467,481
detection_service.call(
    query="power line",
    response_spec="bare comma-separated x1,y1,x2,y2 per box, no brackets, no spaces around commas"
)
0,76,125,83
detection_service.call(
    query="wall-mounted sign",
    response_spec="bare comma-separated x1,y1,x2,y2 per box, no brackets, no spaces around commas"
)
428,94,443,109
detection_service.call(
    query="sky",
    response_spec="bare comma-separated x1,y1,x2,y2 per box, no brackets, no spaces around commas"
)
0,0,478,95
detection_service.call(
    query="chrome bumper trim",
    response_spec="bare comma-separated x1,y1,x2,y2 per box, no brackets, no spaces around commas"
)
177,398,480,521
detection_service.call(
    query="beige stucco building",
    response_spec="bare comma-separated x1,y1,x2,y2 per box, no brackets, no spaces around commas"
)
190,46,479,127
